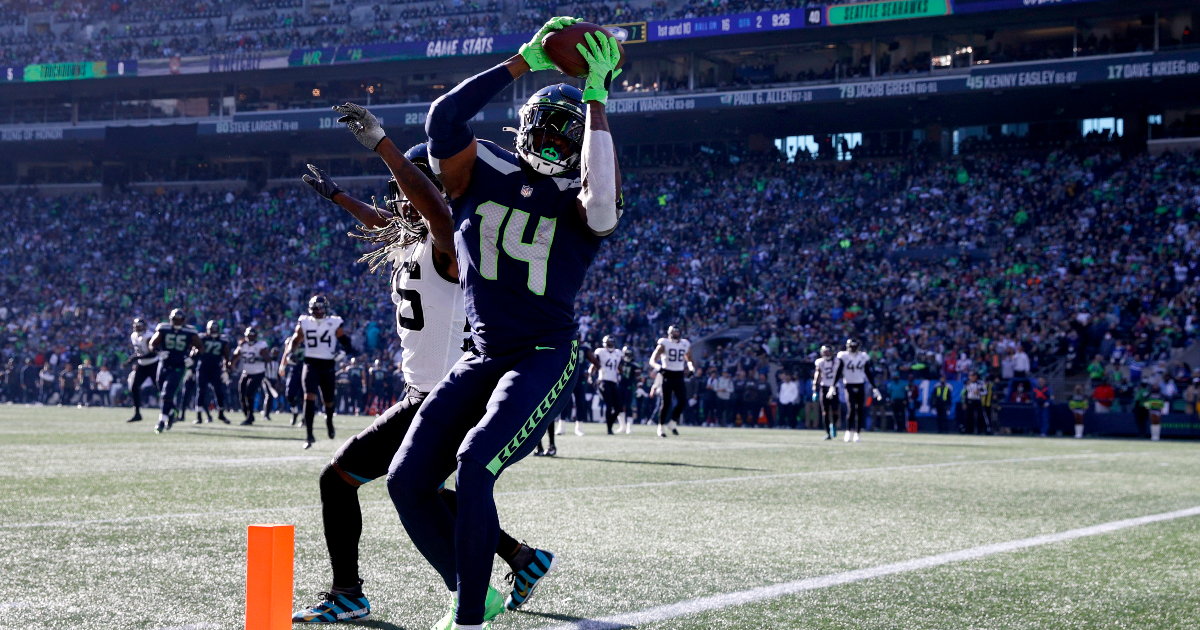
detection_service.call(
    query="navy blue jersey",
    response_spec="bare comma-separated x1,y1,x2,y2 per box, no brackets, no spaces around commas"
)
451,140,605,355
155,323,199,369
197,334,228,371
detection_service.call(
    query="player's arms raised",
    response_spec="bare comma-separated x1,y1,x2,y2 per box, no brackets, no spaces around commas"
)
303,164,392,229
574,31,624,236
427,17,577,199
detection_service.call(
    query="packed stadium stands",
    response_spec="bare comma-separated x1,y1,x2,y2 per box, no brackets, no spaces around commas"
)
2,144,1196,418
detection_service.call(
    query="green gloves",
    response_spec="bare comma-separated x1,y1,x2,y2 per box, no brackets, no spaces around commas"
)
576,31,623,104
520,16,579,72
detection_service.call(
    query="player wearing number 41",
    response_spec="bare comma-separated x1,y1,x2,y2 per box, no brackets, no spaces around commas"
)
297,135,554,623
280,294,356,449
327,15,623,630
649,325,695,438
148,309,203,434
831,338,882,443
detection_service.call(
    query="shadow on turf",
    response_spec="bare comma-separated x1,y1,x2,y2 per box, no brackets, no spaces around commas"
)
554,456,769,471
352,620,411,630
514,609,595,624
177,427,309,441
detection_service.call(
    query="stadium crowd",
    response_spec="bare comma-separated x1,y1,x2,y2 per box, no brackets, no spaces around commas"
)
1,145,1198,430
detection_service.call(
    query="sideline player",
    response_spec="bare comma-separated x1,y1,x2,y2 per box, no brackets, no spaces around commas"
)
194,320,231,424
832,338,881,443
293,146,545,624
233,327,271,425
648,326,694,438
813,345,839,440
352,17,624,628
125,318,159,422
148,309,202,434
281,295,355,448
594,335,623,434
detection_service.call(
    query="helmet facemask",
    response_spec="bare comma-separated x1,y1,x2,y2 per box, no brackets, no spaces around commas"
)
514,100,584,176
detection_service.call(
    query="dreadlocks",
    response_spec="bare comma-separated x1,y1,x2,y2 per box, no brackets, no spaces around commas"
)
350,185,430,273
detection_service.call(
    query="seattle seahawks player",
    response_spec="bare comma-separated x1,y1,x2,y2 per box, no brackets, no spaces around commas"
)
594,335,623,434
832,338,881,443
334,16,623,629
813,345,839,440
233,327,271,426
125,318,159,423
649,326,694,438
617,346,641,433
281,295,355,448
194,320,231,424
294,146,548,625
148,309,202,434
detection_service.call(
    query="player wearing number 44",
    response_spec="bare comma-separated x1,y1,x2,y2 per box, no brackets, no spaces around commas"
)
315,15,624,630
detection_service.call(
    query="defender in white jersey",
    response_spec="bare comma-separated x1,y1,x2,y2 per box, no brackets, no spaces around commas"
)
291,140,549,624
125,318,160,423
813,345,840,440
233,327,271,425
832,338,882,442
593,335,624,434
281,295,354,448
649,325,695,438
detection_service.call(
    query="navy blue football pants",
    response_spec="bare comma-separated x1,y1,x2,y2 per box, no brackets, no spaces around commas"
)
387,341,579,625
157,365,184,417
197,368,225,411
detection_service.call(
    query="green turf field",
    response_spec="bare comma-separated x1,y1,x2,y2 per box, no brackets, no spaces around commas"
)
3,405,1200,630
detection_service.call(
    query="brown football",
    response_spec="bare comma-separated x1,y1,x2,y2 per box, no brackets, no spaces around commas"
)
541,22,627,79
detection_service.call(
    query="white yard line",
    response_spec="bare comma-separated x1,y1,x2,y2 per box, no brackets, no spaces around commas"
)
0,452,1127,529
541,505,1200,630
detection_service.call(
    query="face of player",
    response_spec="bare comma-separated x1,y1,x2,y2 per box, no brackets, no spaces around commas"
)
530,128,578,163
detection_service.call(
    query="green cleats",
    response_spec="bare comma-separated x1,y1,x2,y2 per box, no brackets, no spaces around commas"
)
432,585,505,630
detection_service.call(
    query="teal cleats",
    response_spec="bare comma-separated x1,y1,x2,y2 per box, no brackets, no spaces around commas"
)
432,585,505,630
292,589,371,623
504,548,559,610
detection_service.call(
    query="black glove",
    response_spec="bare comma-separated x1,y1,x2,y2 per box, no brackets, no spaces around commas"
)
302,164,343,202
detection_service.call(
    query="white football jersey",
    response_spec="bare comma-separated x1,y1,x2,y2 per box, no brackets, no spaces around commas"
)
388,238,469,392
595,348,622,383
237,340,269,375
131,331,159,366
658,338,691,372
299,313,344,360
814,357,838,386
836,350,871,385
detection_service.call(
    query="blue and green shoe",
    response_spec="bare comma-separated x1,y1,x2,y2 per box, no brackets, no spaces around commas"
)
431,585,505,630
504,548,559,610
292,589,371,623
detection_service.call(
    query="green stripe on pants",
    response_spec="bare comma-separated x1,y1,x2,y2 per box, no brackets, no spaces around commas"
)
485,341,577,475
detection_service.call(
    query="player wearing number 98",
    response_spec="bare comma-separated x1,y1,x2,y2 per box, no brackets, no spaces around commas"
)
280,295,356,449
371,15,623,629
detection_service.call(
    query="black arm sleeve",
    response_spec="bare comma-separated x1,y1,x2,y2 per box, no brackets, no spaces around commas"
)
338,334,356,355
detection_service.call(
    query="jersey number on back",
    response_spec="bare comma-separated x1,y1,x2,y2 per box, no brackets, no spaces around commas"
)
475,202,556,296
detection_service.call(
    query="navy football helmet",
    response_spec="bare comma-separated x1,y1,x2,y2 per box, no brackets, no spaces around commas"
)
509,84,586,176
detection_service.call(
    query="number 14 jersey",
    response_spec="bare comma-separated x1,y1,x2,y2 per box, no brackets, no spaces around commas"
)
389,236,469,392
451,140,607,356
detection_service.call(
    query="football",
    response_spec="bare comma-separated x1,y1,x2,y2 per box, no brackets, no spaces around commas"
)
541,21,627,79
